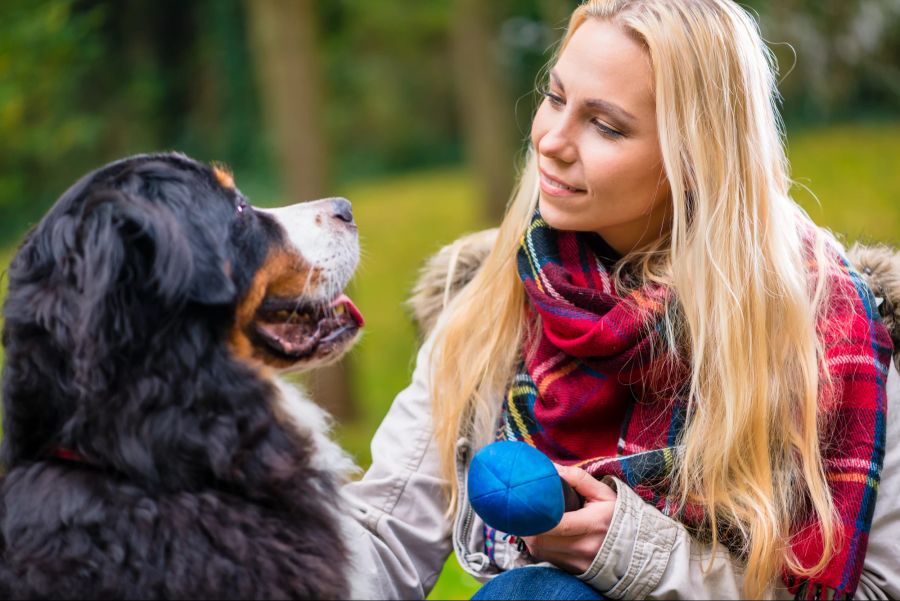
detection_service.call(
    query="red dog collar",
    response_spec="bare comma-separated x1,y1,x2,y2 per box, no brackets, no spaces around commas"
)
48,447,91,464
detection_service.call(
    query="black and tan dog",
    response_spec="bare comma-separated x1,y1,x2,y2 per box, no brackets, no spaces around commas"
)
0,152,363,598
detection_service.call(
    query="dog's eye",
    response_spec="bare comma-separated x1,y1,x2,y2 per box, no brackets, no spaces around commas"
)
237,199,249,214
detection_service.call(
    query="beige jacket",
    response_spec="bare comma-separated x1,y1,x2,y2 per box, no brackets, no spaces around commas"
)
342,232,900,600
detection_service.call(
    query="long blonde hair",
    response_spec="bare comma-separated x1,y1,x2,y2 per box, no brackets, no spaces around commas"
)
431,0,837,596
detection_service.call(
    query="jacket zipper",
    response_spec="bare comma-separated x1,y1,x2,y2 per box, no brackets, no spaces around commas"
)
454,438,488,573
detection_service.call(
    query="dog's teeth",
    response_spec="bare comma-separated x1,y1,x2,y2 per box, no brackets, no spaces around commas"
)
334,304,346,316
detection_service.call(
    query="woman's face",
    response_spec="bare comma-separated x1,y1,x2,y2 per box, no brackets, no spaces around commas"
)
531,19,671,256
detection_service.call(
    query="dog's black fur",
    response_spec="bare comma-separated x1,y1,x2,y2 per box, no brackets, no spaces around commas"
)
0,153,348,598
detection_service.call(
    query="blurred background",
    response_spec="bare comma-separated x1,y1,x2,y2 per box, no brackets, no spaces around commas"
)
1,0,898,597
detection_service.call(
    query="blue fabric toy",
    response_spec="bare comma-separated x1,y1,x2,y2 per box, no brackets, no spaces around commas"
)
467,441,582,537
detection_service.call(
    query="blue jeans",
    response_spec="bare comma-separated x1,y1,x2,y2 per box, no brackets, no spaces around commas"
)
471,566,605,600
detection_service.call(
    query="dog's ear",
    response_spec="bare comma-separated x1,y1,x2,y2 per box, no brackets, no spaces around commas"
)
18,183,234,389
181,215,237,306
2,157,239,464
59,191,186,392
1,187,189,458
74,186,236,313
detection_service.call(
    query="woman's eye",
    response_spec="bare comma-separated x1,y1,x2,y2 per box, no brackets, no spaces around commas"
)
542,90,564,107
592,120,623,139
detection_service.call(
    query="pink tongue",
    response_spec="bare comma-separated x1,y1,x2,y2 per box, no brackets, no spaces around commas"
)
329,294,365,327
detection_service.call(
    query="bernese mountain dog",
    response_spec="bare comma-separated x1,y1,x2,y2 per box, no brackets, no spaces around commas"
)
0,152,364,599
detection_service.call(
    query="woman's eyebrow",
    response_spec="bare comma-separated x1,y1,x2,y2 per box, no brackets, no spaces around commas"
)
550,70,637,125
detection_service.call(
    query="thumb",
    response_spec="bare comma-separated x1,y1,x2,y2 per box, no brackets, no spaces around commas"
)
555,464,617,502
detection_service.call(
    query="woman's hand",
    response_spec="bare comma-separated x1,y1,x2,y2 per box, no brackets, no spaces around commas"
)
521,464,617,574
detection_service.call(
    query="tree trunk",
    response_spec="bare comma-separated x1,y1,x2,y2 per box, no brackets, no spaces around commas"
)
245,0,355,419
450,0,519,224
245,0,328,198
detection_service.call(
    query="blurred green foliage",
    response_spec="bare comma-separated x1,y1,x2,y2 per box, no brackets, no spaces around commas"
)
321,1,461,178
0,0,104,239
3,0,895,245
0,0,281,240
318,0,578,180
758,0,900,125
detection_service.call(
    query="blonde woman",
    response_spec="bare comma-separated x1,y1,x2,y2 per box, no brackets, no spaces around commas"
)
341,0,900,599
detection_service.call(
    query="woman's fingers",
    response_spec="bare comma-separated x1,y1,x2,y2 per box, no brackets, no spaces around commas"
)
539,500,615,538
521,503,613,573
520,465,619,574
555,464,617,502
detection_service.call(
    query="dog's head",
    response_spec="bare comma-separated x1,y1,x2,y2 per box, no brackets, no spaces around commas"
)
6,152,363,370
1,152,362,469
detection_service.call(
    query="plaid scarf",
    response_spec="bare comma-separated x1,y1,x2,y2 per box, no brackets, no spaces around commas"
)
500,211,893,599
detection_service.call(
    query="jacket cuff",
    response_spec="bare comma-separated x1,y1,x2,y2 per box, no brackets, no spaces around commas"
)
576,476,679,599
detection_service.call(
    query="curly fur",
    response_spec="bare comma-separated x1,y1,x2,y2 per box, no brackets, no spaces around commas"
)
0,153,349,599
848,243,900,370
409,230,900,370
407,228,498,338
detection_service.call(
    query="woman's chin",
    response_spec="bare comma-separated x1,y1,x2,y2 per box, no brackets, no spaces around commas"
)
538,195,593,232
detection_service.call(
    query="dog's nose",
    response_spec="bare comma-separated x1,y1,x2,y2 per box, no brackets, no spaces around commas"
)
331,198,355,226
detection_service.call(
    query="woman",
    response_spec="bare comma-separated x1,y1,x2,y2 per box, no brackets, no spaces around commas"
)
341,0,899,599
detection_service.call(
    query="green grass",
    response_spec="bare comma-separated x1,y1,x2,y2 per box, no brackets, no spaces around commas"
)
789,122,900,246
0,122,897,600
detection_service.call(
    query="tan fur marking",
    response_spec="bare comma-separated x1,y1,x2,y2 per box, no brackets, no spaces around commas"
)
211,163,235,189
228,245,323,369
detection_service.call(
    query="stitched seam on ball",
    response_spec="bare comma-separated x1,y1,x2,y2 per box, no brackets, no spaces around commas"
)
468,472,558,503
508,486,559,523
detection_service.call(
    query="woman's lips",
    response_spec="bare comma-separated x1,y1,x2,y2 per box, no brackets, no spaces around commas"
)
539,170,585,197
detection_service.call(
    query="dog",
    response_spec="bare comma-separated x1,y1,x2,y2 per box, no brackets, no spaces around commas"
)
0,152,363,598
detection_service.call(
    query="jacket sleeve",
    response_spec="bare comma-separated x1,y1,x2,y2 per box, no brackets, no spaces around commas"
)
854,360,900,600
340,334,454,600
576,362,900,600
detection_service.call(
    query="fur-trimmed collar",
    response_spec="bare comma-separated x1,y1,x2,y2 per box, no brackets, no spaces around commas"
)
848,243,900,366
409,229,900,369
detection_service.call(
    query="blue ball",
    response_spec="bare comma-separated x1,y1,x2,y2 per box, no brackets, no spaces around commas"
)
467,441,565,537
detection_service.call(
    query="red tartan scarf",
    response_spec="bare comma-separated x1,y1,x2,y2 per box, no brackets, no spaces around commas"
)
500,211,893,599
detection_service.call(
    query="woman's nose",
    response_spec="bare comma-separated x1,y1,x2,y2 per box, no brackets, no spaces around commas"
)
538,120,578,164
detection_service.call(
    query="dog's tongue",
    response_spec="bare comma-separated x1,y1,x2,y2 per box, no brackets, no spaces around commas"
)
330,294,365,327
